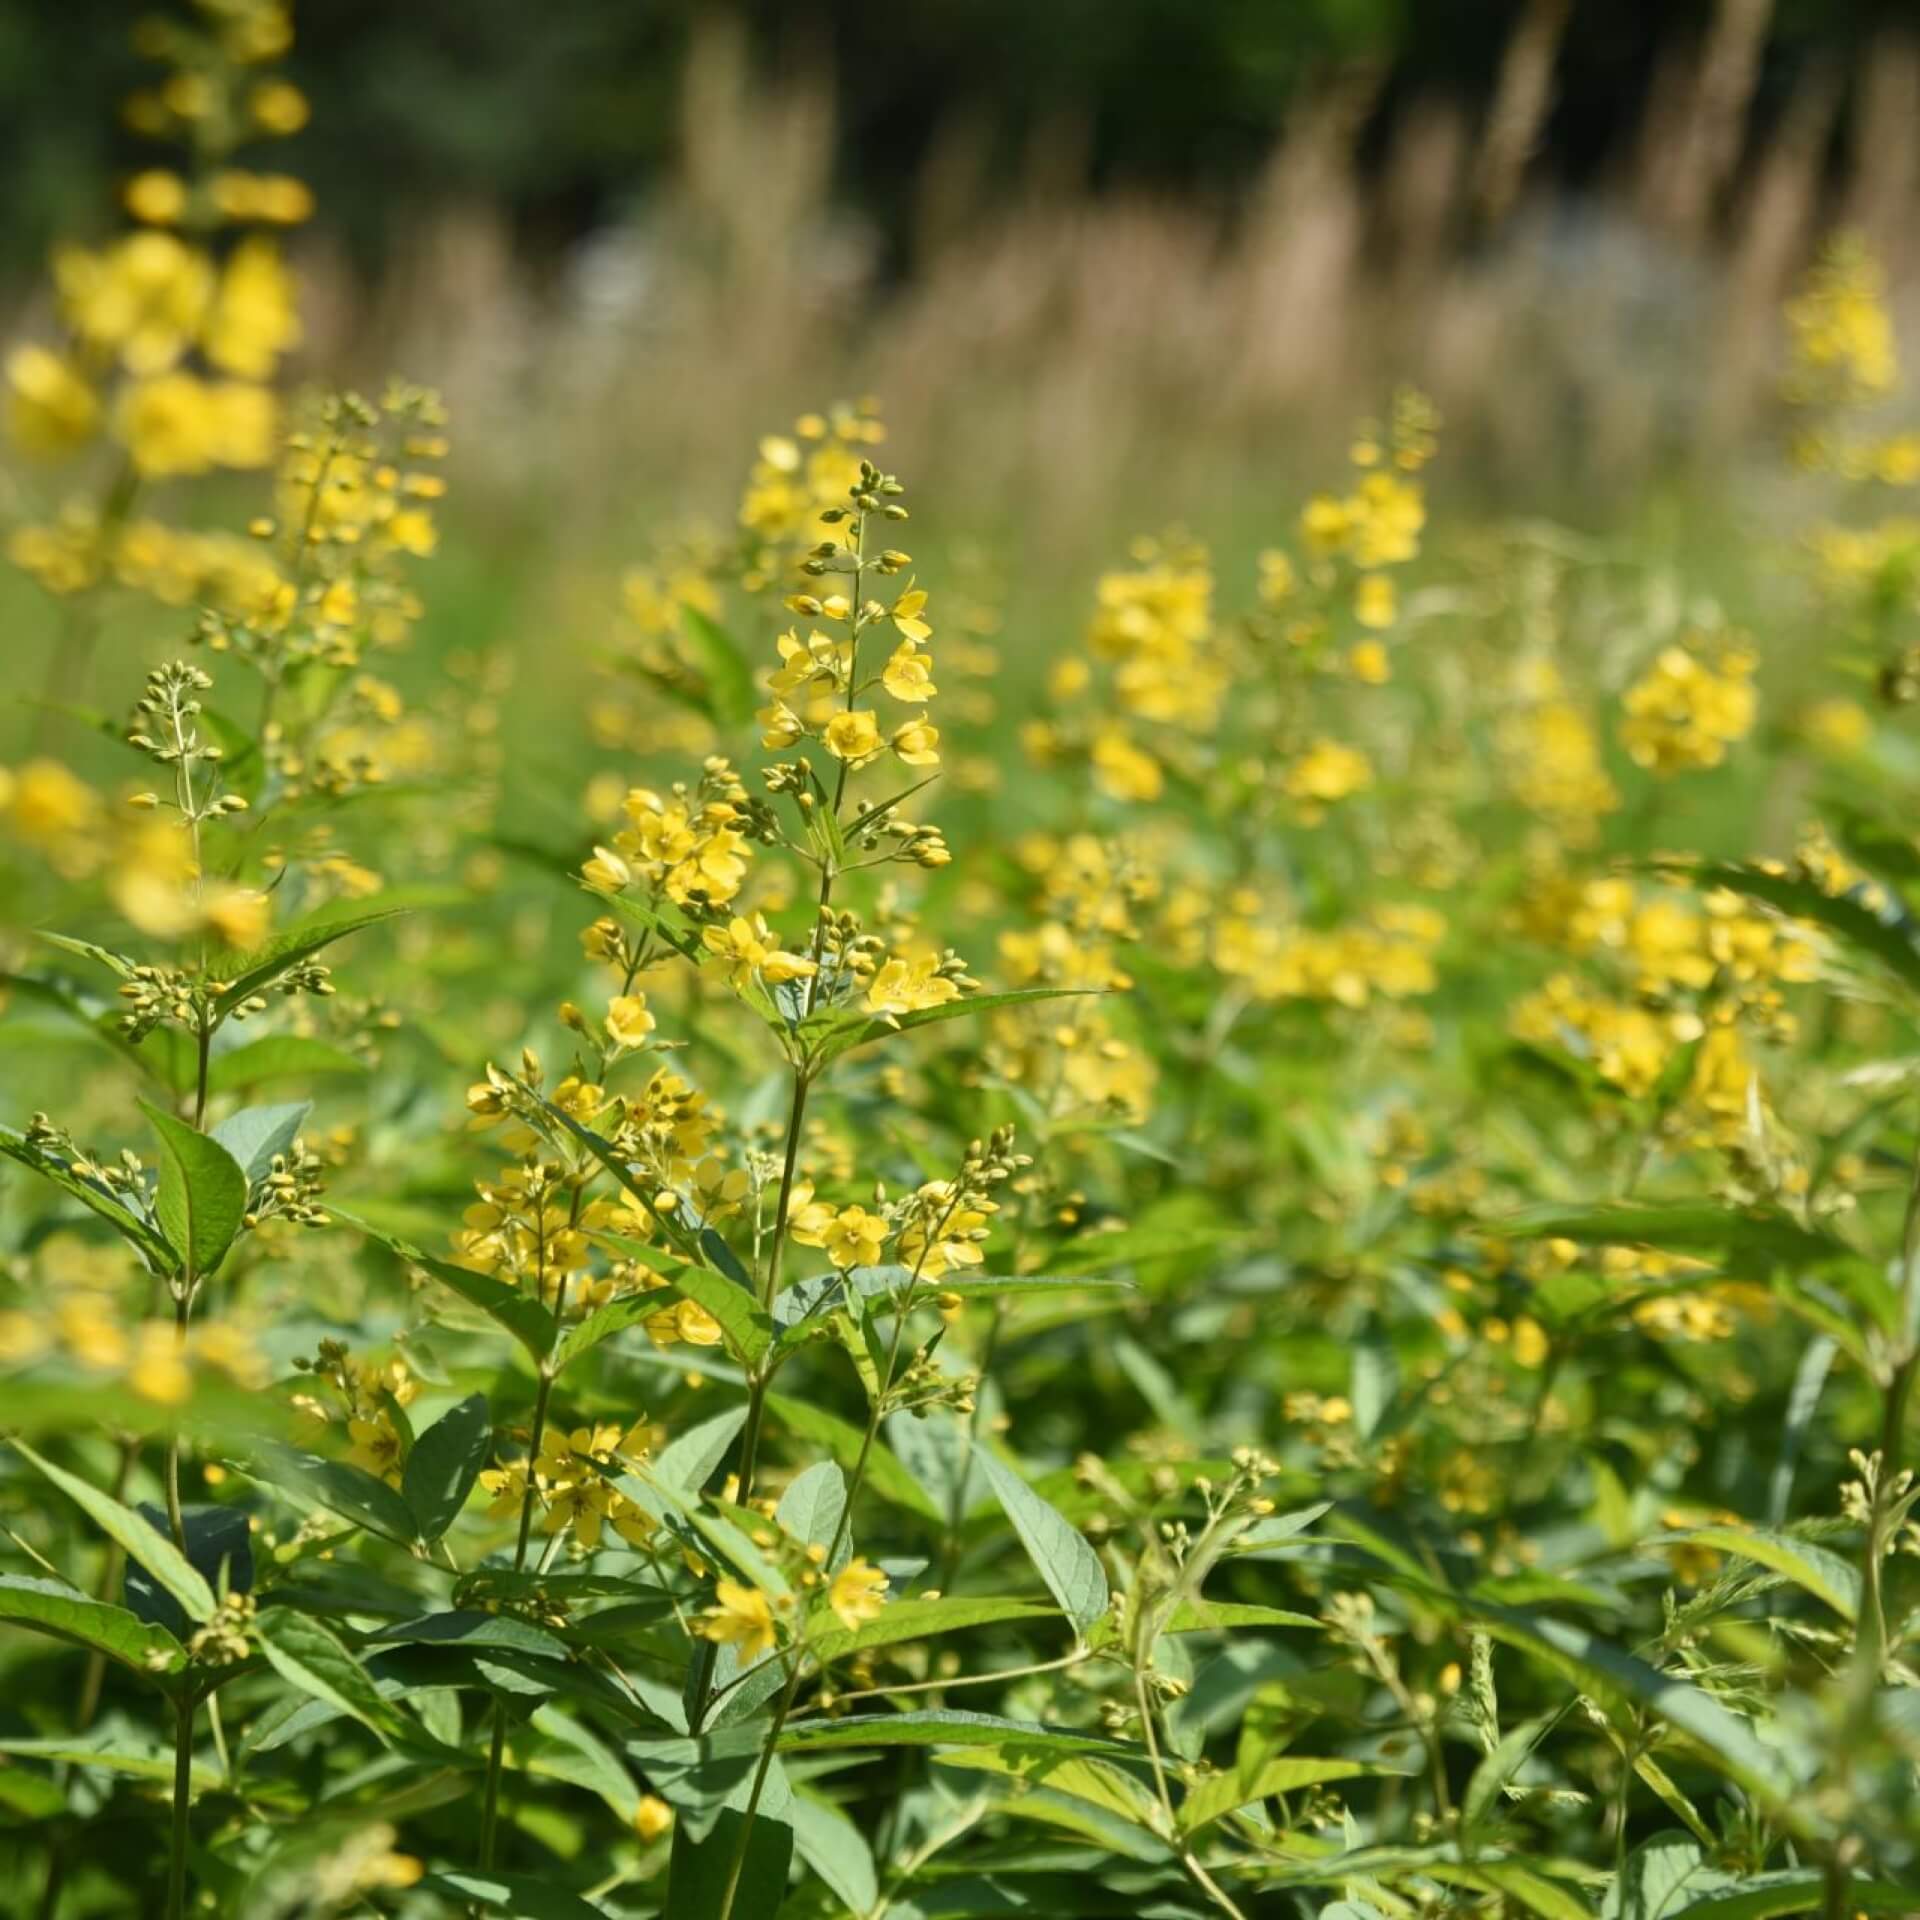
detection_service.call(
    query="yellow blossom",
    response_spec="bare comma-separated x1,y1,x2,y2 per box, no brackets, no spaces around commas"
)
701,1579,776,1661
828,1556,890,1630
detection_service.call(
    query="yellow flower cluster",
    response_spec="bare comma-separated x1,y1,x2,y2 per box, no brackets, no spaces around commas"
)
1784,236,1898,408
479,1421,658,1551
1496,669,1620,834
0,1256,264,1409
1085,542,1225,731
1212,903,1445,1009
738,401,884,550
1618,642,1757,775
583,765,753,911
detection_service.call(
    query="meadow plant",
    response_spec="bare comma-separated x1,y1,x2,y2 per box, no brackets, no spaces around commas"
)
8,12,1920,1920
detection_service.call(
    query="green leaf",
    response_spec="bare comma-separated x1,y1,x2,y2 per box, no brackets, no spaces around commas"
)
1495,1202,1855,1271
778,1709,1138,1757
402,1393,492,1543
775,1461,847,1568
0,1124,179,1273
211,901,416,1014
765,1393,944,1523
553,1291,661,1371
680,605,756,726
1462,1713,1554,1832
1179,1756,1371,1833
810,987,1098,1069
35,932,138,978
334,1210,557,1361
256,1606,401,1744
1650,1524,1860,1621
12,1439,213,1622
655,1405,750,1493
209,1099,310,1183
140,1098,248,1276
789,1793,878,1914
976,1446,1110,1635
0,1572,185,1679
806,1595,1061,1666
667,1807,794,1919
419,1871,608,1919
1665,1874,1920,1920
1478,1610,1799,1807
205,1034,368,1094
0,1731,218,1788
253,1443,421,1547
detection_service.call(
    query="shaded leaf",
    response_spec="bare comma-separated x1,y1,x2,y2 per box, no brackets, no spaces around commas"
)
976,1446,1110,1635
402,1393,492,1543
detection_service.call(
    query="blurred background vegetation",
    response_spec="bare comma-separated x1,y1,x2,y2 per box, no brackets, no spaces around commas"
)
8,0,1920,771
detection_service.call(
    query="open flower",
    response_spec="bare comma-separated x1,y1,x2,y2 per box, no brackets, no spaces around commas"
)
828,1557,890,1630
701,1579,776,1661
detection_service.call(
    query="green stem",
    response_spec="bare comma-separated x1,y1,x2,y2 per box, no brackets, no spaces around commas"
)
479,1244,572,1876
165,1693,195,1920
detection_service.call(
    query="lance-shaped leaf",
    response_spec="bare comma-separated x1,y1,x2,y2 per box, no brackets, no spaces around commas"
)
806,1594,1061,1667
976,1446,1110,1635
1495,1202,1855,1272
141,1099,248,1277
0,1572,185,1680
808,986,1098,1069
680,605,756,726
0,1124,179,1273
333,1210,556,1361
12,1440,213,1622
210,900,417,1014
253,1442,421,1547
1647,1524,1860,1621
401,1393,492,1543
777,1709,1138,1758
256,1605,403,1744
205,1034,368,1094
420,1871,610,1919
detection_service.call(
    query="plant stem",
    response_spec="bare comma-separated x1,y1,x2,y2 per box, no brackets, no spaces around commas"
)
165,1693,195,1920
479,1245,572,1877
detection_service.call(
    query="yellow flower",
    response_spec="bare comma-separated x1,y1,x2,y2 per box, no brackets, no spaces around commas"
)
346,1410,405,1485
249,79,311,134
1285,739,1373,811
1619,644,1757,774
824,710,884,763
606,993,656,1049
1348,639,1390,684
6,346,98,458
821,1205,887,1271
56,232,212,375
882,639,937,702
1089,728,1162,802
1353,574,1396,629
204,237,301,381
128,1323,191,1406
701,1579,776,1661
866,954,960,1017
892,585,933,642
203,886,271,951
891,718,940,766
827,1556,890,1630
125,169,189,225
702,915,818,989
634,1795,674,1843
583,845,633,891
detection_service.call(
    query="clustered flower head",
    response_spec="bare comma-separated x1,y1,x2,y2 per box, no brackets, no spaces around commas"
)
1618,640,1758,774
8,0,313,604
